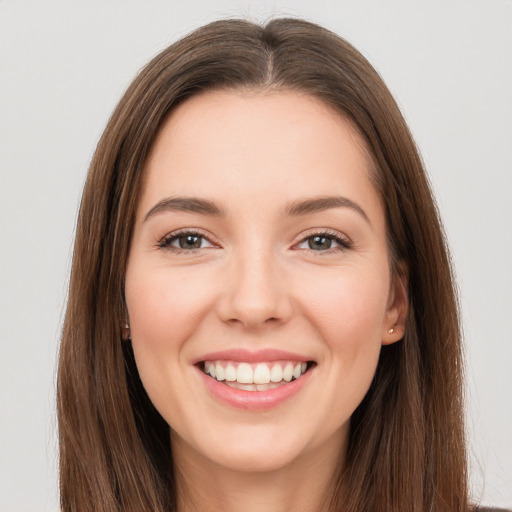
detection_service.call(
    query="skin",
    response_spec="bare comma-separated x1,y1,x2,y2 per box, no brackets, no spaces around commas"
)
125,90,408,512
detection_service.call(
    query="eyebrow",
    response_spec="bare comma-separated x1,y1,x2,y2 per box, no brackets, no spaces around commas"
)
144,196,225,221
144,194,370,224
284,195,370,224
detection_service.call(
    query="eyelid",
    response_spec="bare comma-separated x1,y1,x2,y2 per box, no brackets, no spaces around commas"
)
292,228,352,252
157,228,220,251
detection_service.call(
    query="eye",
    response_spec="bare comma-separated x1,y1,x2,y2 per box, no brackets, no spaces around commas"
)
295,231,351,252
158,230,215,252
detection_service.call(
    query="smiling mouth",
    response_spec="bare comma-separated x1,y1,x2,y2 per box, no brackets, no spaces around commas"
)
200,360,315,392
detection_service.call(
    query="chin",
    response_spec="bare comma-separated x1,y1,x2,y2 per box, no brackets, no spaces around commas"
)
208,443,306,474
172,423,315,475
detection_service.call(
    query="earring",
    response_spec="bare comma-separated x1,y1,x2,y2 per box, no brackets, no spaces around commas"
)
122,322,131,341
387,327,395,334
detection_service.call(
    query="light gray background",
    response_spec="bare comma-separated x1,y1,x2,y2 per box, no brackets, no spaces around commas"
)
0,1,510,510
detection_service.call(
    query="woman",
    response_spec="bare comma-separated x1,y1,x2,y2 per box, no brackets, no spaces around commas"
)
57,18,495,512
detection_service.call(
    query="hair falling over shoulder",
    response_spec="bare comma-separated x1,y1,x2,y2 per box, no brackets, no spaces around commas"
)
57,17,468,512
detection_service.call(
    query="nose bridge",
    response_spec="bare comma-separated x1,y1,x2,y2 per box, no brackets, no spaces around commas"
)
219,241,291,328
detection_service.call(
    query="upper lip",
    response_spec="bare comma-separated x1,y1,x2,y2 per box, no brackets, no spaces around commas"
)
192,348,313,365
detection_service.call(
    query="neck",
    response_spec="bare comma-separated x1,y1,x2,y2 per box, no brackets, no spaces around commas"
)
172,432,346,512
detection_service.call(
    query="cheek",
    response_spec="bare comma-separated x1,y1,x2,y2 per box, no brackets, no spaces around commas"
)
271,267,390,443
298,269,389,425
124,264,217,395
126,265,215,345
124,264,221,431
296,266,389,371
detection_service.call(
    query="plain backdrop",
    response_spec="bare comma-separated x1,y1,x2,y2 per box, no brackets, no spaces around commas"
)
0,1,510,510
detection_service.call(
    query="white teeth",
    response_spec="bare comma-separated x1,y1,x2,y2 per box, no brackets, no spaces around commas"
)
270,364,283,382
203,359,311,388
225,364,237,381
225,381,257,391
253,363,271,384
283,363,293,382
215,362,225,381
236,363,253,384
256,382,281,391
225,381,282,391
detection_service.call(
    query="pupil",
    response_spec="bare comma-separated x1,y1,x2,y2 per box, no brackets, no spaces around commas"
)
179,235,201,249
309,236,331,250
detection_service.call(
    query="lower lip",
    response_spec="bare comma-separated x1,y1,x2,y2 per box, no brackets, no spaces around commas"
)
197,366,313,411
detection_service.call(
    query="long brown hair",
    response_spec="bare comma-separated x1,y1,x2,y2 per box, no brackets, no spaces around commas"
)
57,18,467,511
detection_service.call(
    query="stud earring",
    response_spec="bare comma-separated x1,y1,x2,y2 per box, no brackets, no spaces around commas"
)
387,327,396,334
122,322,131,341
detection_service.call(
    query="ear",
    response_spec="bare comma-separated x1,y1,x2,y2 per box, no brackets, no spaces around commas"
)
121,320,131,341
382,263,409,345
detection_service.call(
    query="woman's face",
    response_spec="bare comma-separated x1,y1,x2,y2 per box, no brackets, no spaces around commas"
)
125,90,406,474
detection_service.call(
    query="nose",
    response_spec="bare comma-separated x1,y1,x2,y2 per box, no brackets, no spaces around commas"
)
216,250,293,330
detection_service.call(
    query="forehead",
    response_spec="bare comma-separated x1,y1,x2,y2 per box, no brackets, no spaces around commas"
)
139,90,381,221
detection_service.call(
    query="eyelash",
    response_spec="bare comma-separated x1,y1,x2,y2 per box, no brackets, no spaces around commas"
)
295,229,352,254
157,229,214,254
156,229,352,254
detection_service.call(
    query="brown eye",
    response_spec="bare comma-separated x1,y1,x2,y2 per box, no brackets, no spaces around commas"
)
178,234,203,249
295,231,351,253
159,231,215,251
308,236,332,250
